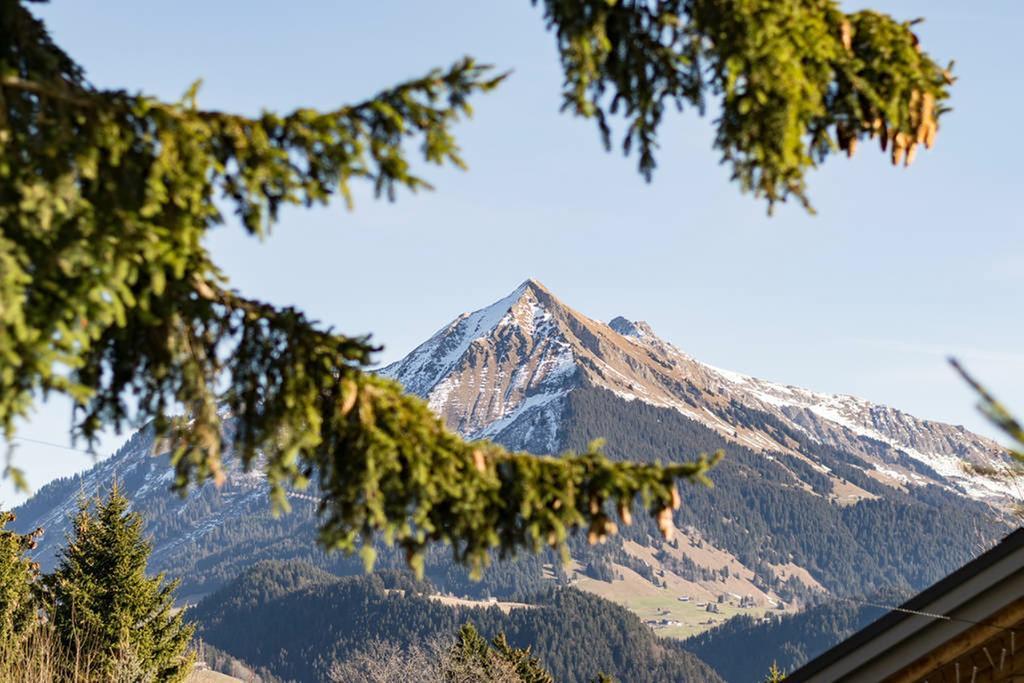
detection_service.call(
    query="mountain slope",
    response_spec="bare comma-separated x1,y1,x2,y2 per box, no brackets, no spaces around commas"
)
191,559,724,683
381,279,579,452
683,597,890,682
560,386,1003,596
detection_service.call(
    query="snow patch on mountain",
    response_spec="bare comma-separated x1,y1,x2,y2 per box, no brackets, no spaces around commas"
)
475,389,568,453
702,364,1014,501
380,280,534,396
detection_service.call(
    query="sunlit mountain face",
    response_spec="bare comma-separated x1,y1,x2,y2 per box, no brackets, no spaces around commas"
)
384,279,1010,505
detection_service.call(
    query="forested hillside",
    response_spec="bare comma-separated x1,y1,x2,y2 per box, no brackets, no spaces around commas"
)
562,387,1007,597
684,598,892,682
12,383,1008,683
191,560,722,683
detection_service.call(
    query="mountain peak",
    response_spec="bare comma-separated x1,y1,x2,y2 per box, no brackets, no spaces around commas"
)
519,277,550,293
482,278,559,325
378,280,576,427
508,278,560,313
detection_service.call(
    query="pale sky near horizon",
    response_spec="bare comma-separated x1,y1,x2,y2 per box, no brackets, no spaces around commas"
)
3,1,1022,506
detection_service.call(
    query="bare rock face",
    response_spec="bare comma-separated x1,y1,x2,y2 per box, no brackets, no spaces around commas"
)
381,280,577,451
382,279,1012,506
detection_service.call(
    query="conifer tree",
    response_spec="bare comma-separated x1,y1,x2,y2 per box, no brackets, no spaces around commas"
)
0,1,952,574
491,632,556,683
0,510,40,644
763,661,787,682
446,624,555,683
44,484,194,682
446,623,504,681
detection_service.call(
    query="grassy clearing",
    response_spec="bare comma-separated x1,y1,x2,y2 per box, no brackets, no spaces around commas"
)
574,570,780,639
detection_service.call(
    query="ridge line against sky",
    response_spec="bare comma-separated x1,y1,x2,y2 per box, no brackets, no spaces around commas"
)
3,0,1021,506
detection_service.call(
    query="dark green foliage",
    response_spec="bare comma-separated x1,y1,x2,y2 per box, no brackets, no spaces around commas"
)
192,560,722,683
12,445,540,598
490,631,556,683
0,510,39,644
537,0,952,210
685,597,891,682
584,557,617,583
44,485,194,682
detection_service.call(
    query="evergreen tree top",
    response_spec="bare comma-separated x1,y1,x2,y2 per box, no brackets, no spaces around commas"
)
45,485,194,682
0,509,41,643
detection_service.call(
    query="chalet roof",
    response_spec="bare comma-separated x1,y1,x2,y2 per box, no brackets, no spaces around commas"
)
789,527,1024,682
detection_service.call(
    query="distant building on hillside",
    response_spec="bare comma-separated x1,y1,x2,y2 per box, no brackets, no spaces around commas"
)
788,528,1024,682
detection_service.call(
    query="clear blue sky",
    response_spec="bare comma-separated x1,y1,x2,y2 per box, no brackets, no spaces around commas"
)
4,1,1022,505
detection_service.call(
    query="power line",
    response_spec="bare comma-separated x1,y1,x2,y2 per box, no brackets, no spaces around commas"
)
5,436,100,456
6,435,320,504
831,594,1021,636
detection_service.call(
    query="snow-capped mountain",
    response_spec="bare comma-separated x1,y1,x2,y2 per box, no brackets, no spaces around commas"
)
382,279,1011,505
11,278,1011,620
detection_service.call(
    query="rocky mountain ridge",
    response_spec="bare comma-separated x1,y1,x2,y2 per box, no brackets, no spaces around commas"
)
381,278,1010,506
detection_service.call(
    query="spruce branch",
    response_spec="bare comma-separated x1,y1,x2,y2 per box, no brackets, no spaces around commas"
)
535,0,954,212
